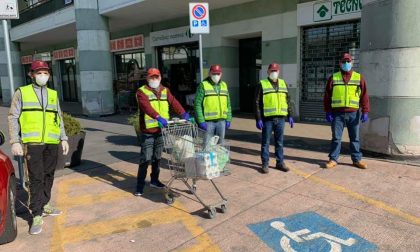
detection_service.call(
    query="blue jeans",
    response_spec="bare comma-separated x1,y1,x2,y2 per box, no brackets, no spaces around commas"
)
137,133,164,191
329,111,362,163
261,117,285,166
204,120,226,147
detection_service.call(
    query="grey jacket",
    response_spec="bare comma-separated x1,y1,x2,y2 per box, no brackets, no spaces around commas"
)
8,84,68,144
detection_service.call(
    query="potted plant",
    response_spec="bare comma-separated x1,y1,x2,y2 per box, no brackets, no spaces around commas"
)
59,113,86,168
128,112,141,143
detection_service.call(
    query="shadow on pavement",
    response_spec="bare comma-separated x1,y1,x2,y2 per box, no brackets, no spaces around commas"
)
69,160,166,204
106,135,139,146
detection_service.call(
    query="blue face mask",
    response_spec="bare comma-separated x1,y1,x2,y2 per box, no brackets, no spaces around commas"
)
341,62,352,72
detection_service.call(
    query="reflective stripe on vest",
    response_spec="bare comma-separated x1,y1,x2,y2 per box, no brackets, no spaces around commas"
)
261,79,288,117
19,84,61,144
139,86,169,129
202,80,229,120
331,71,361,109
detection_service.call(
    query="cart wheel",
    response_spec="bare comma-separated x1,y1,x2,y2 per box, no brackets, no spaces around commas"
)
165,193,175,205
208,207,216,219
220,204,227,213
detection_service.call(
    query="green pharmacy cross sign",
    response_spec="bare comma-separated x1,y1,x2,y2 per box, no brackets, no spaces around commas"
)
317,5,329,18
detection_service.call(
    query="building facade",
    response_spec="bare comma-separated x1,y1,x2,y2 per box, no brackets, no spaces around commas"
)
0,0,419,156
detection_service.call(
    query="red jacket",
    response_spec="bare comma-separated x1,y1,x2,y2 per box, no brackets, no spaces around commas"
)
136,85,185,134
323,70,370,113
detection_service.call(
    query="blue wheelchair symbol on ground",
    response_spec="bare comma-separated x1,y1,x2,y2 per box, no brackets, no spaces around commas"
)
192,20,199,27
248,212,378,252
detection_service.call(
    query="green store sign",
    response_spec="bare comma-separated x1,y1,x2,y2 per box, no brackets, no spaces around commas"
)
314,0,362,22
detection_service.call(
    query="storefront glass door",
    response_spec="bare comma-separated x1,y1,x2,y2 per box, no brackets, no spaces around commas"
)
239,37,262,113
60,59,78,102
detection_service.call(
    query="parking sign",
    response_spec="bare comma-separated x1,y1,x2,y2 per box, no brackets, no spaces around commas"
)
189,3,209,34
0,0,19,19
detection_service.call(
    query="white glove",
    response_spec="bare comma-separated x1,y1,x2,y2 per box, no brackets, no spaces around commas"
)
62,140,69,155
11,143,24,156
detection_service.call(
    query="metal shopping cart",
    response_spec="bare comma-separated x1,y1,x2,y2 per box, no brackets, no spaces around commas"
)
161,119,229,219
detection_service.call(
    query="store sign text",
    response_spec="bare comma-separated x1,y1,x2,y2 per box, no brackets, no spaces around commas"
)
21,55,33,65
110,35,144,52
53,48,75,60
314,0,362,22
150,26,198,47
333,0,362,15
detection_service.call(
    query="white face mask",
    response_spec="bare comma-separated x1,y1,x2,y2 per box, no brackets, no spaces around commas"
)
269,71,279,81
35,74,50,86
148,80,160,89
210,74,221,83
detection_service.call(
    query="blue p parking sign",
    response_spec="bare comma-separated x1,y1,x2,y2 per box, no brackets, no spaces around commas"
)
248,212,378,252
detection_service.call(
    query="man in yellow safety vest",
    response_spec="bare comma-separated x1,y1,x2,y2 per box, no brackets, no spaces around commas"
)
255,63,294,174
194,64,232,145
323,53,370,169
8,60,69,235
135,68,190,196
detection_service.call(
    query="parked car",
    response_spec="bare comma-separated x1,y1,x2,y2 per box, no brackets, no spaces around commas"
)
0,130,17,244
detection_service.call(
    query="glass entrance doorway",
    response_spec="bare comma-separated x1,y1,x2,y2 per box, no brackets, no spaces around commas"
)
60,59,78,102
157,42,199,107
239,37,262,113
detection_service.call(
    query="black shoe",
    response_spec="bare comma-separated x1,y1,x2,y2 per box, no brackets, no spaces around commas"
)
276,162,290,172
150,180,166,189
260,165,269,174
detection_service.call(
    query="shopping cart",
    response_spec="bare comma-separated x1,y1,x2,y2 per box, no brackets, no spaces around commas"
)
161,119,229,219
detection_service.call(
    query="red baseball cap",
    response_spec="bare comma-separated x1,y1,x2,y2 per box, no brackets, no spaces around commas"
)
31,60,49,71
341,53,353,61
147,68,161,78
268,62,280,71
209,64,222,74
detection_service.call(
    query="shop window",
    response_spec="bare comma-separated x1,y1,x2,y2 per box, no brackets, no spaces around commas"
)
60,59,78,102
157,43,199,107
114,52,146,112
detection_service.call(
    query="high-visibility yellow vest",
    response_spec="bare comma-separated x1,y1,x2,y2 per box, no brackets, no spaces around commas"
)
261,79,288,117
331,71,361,109
202,80,229,121
19,84,61,144
139,86,169,129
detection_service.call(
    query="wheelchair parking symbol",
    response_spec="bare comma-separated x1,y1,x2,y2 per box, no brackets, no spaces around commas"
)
248,212,378,252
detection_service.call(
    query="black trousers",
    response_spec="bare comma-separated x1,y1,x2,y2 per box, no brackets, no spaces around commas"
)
25,144,59,217
136,133,163,191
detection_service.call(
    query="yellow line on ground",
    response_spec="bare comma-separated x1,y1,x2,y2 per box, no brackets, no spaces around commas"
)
290,166,420,226
61,189,132,208
50,171,220,251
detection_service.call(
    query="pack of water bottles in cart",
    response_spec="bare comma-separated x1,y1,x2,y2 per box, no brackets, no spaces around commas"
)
162,119,230,180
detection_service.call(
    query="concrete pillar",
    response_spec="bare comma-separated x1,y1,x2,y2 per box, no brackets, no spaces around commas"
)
360,0,420,156
0,21,23,105
74,0,114,116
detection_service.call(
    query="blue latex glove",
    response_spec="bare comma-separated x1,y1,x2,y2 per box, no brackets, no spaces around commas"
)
181,112,190,121
199,122,207,131
256,120,263,130
326,112,334,123
225,121,231,129
156,116,167,128
288,117,294,128
361,113,369,123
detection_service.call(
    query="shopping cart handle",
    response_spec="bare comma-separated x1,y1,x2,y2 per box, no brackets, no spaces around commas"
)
167,119,188,124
